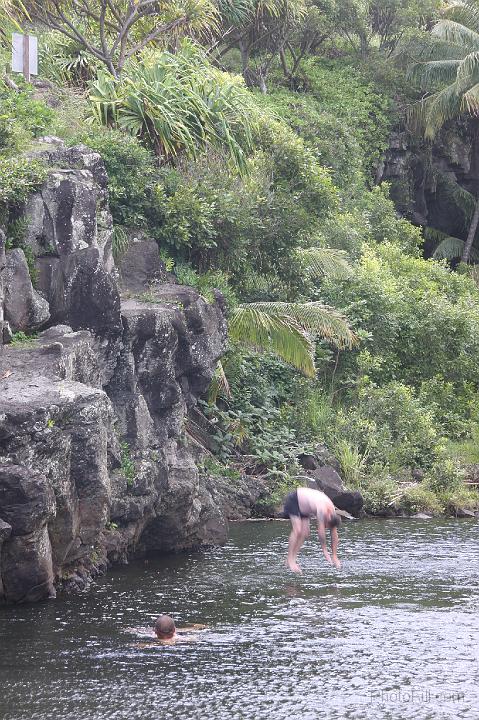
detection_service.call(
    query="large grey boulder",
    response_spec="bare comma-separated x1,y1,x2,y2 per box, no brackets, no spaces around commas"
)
25,142,113,272
20,142,122,380
0,369,116,600
0,518,12,598
299,458,364,518
109,286,226,442
4,249,50,333
138,442,228,552
118,234,166,293
35,248,122,384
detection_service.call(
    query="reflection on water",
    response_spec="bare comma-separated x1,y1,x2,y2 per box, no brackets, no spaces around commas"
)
1,519,478,720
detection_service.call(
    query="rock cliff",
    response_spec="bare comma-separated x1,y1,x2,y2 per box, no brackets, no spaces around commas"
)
0,141,248,603
378,123,479,253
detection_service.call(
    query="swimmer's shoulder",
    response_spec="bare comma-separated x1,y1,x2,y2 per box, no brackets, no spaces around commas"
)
125,626,156,638
176,624,207,633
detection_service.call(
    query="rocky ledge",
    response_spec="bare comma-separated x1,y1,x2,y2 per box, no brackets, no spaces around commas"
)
0,141,261,603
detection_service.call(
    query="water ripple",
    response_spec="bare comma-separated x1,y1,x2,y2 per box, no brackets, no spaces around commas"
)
0,518,478,720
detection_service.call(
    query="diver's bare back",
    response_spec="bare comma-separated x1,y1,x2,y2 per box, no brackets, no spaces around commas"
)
297,487,335,518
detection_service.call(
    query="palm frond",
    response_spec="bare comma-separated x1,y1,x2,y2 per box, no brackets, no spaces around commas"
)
440,173,476,223
433,19,479,53
444,1,479,35
408,82,463,138
243,301,357,349
461,80,479,112
297,247,353,280
456,50,479,91
401,34,471,63
408,59,461,90
426,226,479,261
229,305,317,377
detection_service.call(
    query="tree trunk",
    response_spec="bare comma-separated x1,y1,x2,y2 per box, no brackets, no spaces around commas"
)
279,47,291,80
462,127,479,263
359,32,369,59
257,70,267,94
461,193,479,263
239,39,251,84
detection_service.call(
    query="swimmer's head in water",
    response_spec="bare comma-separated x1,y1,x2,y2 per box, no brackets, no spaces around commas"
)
154,614,176,639
327,513,341,529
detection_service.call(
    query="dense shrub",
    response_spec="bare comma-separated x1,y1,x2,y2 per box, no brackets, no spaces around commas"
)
299,59,392,176
0,88,54,150
255,90,365,189
399,485,443,515
70,128,158,228
0,157,48,207
153,129,337,289
321,243,479,407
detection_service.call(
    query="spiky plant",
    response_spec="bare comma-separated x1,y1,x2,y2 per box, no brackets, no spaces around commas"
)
407,0,479,262
89,44,253,171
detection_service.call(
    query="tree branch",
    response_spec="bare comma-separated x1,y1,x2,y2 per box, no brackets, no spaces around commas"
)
125,16,188,60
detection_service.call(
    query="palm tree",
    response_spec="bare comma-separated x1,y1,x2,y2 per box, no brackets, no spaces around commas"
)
229,299,356,377
407,0,479,262
208,247,356,401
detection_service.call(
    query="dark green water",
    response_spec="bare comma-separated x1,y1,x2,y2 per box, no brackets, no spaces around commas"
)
0,519,478,720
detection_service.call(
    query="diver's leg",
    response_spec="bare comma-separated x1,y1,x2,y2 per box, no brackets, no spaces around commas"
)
287,515,304,573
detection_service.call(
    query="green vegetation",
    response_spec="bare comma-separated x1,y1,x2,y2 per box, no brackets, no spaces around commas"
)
1,0,479,515
120,441,136,486
9,331,38,346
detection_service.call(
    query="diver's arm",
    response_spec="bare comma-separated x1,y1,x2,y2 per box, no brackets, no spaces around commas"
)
317,515,332,565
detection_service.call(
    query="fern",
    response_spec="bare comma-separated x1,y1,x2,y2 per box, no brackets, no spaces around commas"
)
297,246,353,280
426,226,479,261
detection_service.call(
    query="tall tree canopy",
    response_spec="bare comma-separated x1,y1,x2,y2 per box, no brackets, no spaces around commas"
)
9,0,218,76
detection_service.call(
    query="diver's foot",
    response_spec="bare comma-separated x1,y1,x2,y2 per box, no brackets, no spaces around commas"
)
287,560,302,574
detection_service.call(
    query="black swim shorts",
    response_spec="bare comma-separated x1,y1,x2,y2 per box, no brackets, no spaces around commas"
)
283,490,310,519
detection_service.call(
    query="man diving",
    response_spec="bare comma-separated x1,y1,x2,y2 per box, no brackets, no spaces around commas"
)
283,486,341,573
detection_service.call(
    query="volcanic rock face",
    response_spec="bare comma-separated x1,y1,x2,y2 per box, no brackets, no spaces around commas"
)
0,141,231,603
0,230,6,348
378,125,479,249
4,248,50,333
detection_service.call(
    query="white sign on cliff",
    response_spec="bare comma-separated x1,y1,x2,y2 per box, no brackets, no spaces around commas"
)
12,33,38,81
